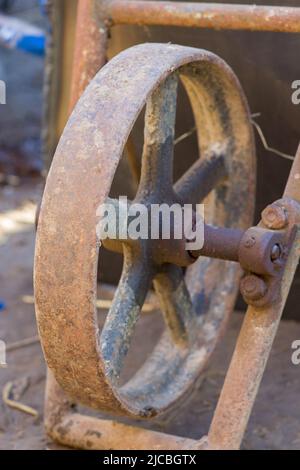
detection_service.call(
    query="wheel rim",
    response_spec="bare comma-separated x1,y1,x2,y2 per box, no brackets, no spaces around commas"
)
34,43,256,417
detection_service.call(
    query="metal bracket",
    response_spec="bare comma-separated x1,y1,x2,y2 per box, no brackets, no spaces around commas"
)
240,200,300,308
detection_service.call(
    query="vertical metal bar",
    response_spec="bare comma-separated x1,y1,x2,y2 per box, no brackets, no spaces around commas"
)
69,0,108,112
284,144,300,203
207,225,300,449
207,156,300,452
69,1,141,185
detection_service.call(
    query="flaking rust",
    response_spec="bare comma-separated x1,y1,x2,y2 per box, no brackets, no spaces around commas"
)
36,0,300,451
35,42,254,430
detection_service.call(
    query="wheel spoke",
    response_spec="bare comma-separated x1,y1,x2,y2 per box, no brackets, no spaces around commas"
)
174,152,227,204
137,74,178,200
98,197,131,254
100,246,152,382
153,264,197,347
126,136,140,186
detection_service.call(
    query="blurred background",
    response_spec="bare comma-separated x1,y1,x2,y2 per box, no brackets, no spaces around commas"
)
0,0,45,180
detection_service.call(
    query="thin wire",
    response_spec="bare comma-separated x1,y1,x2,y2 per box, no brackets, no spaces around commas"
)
171,115,294,161
251,114,294,161
174,126,196,146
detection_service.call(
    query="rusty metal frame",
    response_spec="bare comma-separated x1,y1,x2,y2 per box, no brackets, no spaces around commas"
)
69,0,300,109
106,1,300,33
38,0,300,451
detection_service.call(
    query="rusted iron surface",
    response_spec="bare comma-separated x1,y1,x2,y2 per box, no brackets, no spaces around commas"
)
192,225,243,263
70,1,139,184
103,199,289,278
175,153,227,205
35,43,255,418
284,144,300,203
45,371,200,450
105,0,300,33
262,203,288,230
69,0,108,112
238,227,285,277
207,148,300,450
240,274,267,303
239,205,299,308
35,0,300,451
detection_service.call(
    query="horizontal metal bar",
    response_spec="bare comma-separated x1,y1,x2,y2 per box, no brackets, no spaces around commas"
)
190,224,244,263
105,0,300,33
53,412,199,450
46,371,200,450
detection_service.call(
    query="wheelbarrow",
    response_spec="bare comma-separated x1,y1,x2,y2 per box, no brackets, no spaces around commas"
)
34,1,300,450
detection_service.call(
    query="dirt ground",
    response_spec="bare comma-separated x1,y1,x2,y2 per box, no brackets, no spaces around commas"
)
0,179,300,450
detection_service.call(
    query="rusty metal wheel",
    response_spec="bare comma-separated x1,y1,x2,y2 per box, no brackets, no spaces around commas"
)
35,43,256,418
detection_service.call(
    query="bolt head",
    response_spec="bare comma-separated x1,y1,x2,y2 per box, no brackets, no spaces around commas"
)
240,275,267,301
270,243,282,262
261,204,287,229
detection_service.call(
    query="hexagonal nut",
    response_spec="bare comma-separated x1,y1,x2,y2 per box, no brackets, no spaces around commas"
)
240,274,267,302
261,204,288,230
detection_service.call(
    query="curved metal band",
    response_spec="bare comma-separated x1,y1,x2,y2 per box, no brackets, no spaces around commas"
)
34,43,255,417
